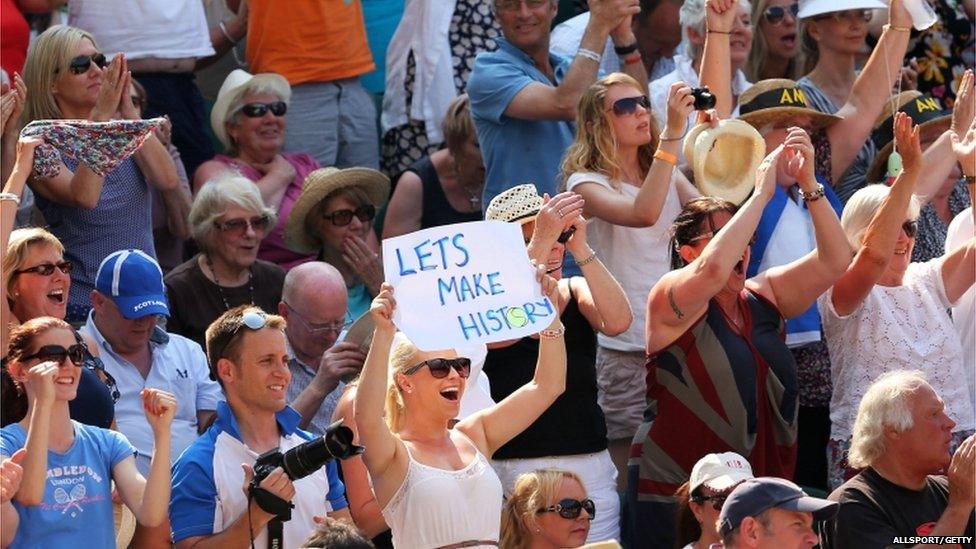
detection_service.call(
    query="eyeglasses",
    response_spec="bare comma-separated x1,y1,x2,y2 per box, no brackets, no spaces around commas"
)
815,9,873,23
63,53,108,75
609,95,651,117
283,302,346,335
13,261,74,276
691,494,729,511
214,215,271,236
20,344,86,366
402,357,472,379
322,204,376,227
238,101,288,118
902,219,918,238
557,226,576,244
537,498,596,519
762,3,798,24
495,0,549,12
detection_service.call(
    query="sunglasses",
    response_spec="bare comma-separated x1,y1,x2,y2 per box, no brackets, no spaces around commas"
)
64,53,108,75
902,219,918,238
762,3,798,24
322,204,376,227
239,101,288,118
691,494,729,511
403,357,472,379
13,260,73,276
20,344,86,366
283,302,346,335
815,9,873,23
537,498,596,519
216,310,270,360
557,226,576,244
495,0,548,11
609,95,651,117
214,215,271,236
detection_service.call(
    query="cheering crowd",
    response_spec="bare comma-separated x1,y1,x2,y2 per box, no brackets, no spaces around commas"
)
0,0,974,547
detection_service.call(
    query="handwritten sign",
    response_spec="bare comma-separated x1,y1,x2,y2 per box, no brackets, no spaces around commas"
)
382,221,556,350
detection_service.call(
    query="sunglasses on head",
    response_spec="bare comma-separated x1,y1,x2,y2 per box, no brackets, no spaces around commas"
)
216,310,270,360
609,95,651,117
537,498,596,519
13,260,73,277
322,204,376,226
239,101,288,118
20,344,86,366
691,494,729,511
902,219,918,238
762,3,798,24
65,53,108,75
214,215,271,236
403,357,472,379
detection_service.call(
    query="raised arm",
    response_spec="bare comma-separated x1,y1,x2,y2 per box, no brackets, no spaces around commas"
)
0,75,26,185
942,116,976,303
560,215,632,336
698,0,742,118
331,387,389,538
114,389,175,527
382,169,425,239
14,362,58,506
0,450,25,548
2,137,42,353
914,70,972,203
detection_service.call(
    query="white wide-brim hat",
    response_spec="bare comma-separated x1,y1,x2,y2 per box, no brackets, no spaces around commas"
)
798,0,887,19
683,119,766,205
210,69,292,149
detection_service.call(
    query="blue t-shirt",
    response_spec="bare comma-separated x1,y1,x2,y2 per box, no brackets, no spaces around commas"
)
467,38,575,212
0,421,135,548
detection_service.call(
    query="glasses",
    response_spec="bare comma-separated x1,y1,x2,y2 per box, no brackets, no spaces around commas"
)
216,310,270,360
902,219,918,238
238,101,288,118
214,215,271,236
691,494,729,511
20,344,86,366
283,302,346,335
609,95,651,117
815,9,872,23
63,53,108,75
495,0,548,11
762,3,798,24
322,204,376,226
537,498,596,519
13,261,73,276
403,357,472,379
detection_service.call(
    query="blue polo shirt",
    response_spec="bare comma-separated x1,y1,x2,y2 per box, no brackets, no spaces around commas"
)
170,402,347,546
468,38,576,211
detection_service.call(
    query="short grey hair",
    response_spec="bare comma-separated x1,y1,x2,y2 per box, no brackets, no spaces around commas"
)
841,184,922,250
190,172,278,253
848,371,930,469
680,0,751,60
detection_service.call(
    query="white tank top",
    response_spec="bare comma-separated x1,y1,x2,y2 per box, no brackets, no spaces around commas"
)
381,433,503,548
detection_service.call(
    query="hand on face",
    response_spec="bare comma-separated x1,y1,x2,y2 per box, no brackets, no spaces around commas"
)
90,53,127,122
24,360,60,407
140,388,177,433
342,234,383,294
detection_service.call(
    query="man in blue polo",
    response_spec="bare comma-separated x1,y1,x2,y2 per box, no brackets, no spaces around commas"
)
467,0,647,211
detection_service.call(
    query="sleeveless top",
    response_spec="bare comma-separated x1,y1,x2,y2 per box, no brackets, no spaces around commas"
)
381,432,503,548
406,156,482,229
632,290,798,501
483,279,606,459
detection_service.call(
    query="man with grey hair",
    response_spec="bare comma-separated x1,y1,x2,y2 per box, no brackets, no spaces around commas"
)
822,371,976,549
279,261,366,434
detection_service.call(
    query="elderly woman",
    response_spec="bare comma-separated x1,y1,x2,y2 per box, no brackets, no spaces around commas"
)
744,0,802,81
625,143,850,548
355,273,565,548
382,94,484,239
164,173,284,348
284,167,389,326
819,113,976,490
673,453,754,549
500,469,593,549
20,26,182,322
194,69,320,270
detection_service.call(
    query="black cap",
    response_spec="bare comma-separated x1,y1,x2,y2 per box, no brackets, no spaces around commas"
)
719,477,838,535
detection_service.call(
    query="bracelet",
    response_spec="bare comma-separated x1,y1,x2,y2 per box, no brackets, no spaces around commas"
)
576,252,598,267
707,29,732,34
883,24,912,33
798,183,825,202
0,192,20,205
614,42,639,56
540,324,566,339
623,53,643,65
218,21,238,45
653,149,678,165
659,124,689,141
577,48,602,64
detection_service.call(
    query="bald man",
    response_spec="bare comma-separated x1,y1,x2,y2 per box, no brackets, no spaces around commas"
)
279,262,367,434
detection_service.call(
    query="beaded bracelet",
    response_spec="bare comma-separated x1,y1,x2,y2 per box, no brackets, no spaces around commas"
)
540,324,566,339
576,252,598,267
798,183,826,202
883,24,911,33
577,48,602,64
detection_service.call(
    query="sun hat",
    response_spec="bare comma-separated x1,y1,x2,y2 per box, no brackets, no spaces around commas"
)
94,250,168,319
866,91,951,183
283,167,390,254
798,0,887,19
210,69,291,149
719,477,839,535
484,183,544,225
689,452,755,493
737,79,842,132
683,119,766,205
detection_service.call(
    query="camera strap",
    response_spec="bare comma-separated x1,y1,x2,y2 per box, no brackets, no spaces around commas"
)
266,518,284,549
250,485,294,520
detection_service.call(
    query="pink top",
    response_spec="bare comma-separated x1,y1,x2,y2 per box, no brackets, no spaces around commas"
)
213,152,319,270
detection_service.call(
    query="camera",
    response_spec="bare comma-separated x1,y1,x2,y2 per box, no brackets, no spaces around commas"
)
690,87,717,110
252,420,364,486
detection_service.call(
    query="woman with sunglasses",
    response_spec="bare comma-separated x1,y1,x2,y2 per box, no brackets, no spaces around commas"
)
0,316,176,547
673,452,754,549
500,468,593,549
819,112,976,489
20,25,181,323
355,270,565,549
195,69,321,270
745,0,803,81
164,173,284,348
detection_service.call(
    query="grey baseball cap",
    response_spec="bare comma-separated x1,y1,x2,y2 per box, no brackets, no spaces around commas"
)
718,477,838,535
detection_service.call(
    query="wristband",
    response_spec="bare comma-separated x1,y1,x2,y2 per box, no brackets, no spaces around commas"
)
883,24,912,32
798,183,825,202
540,325,566,339
0,192,20,205
623,53,643,65
614,42,639,56
653,149,678,165
577,48,602,64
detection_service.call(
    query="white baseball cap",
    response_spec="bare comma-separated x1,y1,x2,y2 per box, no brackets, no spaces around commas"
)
689,452,755,493
797,0,887,19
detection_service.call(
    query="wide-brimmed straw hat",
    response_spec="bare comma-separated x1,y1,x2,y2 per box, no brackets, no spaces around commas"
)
284,167,390,254
798,0,887,19
485,183,544,225
683,119,766,205
866,91,951,183
737,79,841,131
210,69,291,149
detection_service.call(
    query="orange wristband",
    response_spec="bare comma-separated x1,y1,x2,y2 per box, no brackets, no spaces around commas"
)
653,149,678,165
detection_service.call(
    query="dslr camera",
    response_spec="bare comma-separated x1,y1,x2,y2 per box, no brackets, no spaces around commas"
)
690,87,717,110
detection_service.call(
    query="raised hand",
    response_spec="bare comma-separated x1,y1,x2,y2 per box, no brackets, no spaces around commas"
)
887,0,913,29
369,283,396,334
90,53,127,122
755,144,786,201
951,70,974,139
342,234,383,295
946,435,975,512
534,192,584,247
562,212,592,258
782,127,816,188
951,115,976,176
0,449,26,504
1,74,26,137
24,361,59,407
893,111,922,174
705,0,739,32
664,82,694,138
140,388,177,433
118,71,140,120
589,0,641,34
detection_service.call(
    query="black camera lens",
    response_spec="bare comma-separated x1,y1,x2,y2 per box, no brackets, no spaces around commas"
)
691,87,717,110
280,421,363,480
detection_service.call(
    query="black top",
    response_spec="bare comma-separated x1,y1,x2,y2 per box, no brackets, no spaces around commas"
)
408,156,482,229
483,279,606,459
822,467,976,549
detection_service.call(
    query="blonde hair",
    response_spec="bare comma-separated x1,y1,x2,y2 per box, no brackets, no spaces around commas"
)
848,371,930,468
561,73,658,189
22,25,99,123
442,94,476,154
4,228,65,308
190,172,278,254
500,469,587,549
745,0,804,81
385,332,418,433
799,19,820,75
841,184,921,250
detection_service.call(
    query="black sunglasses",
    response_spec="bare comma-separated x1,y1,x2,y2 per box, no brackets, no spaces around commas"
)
322,204,376,226
403,357,472,379
66,53,108,75
239,101,288,118
902,219,918,238
537,498,596,519
609,95,651,117
214,215,272,235
762,3,798,24
20,344,86,366
692,494,729,511
13,260,73,276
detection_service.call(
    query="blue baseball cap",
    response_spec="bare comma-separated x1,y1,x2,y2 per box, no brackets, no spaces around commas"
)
719,477,838,535
94,250,169,319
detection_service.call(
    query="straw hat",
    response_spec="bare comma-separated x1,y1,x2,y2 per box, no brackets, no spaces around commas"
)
866,91,951,183
737,79,841,131
798,0,887,19
484,183,544,224
114,502,136,549
683,119,766,205
210,69,292,149
283,167,390,254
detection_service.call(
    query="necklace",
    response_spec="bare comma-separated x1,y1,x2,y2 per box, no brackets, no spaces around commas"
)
205,254,254,311
453,162,482,210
